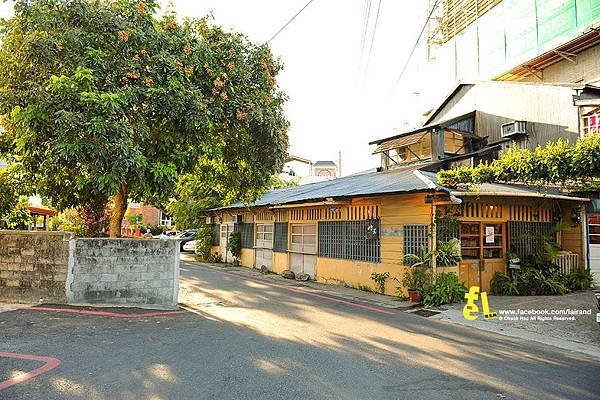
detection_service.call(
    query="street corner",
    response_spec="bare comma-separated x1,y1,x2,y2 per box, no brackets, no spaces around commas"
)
0,352,61,391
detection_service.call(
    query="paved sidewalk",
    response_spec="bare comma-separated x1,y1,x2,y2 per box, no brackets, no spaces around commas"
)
430,291,600,358
0,303,33,314
180,254,415,310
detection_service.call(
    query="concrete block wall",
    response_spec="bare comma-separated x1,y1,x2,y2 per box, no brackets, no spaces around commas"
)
69,238,179,308
0,231,73,303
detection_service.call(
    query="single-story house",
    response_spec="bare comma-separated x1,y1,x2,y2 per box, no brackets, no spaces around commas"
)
206,163,588,295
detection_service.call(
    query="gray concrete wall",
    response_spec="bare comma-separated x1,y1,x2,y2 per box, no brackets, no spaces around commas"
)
0,231,73,303
69,238,179,308
0,231,179,308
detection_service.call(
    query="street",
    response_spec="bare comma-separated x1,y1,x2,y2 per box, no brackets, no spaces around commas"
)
1,258,599,400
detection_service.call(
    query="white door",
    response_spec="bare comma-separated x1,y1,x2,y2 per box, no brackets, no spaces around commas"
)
255,223,274,270
289,224,317,279
588,215,600,286
220,223,233,262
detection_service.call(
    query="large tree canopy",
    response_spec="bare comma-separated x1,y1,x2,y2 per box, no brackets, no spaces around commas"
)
437,135,600,190
0,0,289,236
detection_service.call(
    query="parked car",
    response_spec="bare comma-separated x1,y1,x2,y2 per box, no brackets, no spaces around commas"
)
177,229,197,251
182,239,197,253
165,230,180,237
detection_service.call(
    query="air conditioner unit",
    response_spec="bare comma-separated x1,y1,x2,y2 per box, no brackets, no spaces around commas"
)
232,214,243,223
501,121,527,138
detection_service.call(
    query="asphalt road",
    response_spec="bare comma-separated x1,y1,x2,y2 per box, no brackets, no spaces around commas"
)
1,259,599,400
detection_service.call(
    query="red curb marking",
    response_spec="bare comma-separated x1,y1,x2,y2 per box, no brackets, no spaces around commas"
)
0,352,61,390
24,307,185,318
186,265,396,315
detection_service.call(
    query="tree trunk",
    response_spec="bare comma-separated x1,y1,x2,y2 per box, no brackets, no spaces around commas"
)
109,182,128,238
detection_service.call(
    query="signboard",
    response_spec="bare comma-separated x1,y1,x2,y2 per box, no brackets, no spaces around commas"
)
485,226,495,243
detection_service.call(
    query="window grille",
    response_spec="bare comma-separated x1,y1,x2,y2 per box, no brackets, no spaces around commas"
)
273,222,288,253
235,223,254,249
211,224,220,246
317,219,380,263
403,225,429,265
508,221,555,257
436,220,459,242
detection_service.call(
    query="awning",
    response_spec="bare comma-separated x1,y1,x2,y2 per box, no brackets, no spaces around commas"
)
372,132,427,155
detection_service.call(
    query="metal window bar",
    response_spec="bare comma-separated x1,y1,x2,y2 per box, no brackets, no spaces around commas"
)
211,224,220,246
508,221,556,258
404,225,429,265
273,222,288,253
436,220,459,242
317,219,380,263
234,223,254,249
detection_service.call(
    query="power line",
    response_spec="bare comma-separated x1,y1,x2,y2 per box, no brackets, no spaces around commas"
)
362,0,382,80
267,0,317,44
392,0,440,89
358,0,373,71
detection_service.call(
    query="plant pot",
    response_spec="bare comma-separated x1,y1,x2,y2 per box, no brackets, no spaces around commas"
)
408,289,422,303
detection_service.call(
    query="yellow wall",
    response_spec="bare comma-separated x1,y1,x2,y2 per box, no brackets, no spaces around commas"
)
272,252,288,274
315,258,408,296
210,245,220,257
240,248,254,268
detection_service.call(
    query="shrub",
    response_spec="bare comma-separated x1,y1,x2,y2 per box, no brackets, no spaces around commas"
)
422,273,467,307
226,231,242,261
401,265,432,294
370,272,390,294
565,268,594,291
193,224,213,258
516,267,567,296
148,225,167,235
490,272,519,296
435,239,462,267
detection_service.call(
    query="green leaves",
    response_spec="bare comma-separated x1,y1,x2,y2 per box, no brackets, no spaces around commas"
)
0,0,289,220
437,136,600,189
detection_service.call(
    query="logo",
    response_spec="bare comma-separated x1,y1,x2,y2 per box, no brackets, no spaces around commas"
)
463,286,497,321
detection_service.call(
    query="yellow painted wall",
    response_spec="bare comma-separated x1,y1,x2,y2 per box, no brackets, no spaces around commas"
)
240,248,254,269
315,257,408,296
561,205,586,267
272,252,288,274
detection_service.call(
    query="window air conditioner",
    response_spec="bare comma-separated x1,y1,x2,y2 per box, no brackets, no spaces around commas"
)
500,121,527,138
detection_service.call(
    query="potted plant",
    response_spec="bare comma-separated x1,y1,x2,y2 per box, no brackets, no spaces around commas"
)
402,249,432,303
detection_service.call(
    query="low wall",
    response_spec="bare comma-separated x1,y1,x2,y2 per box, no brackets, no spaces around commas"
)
0,231,73,303
0,231,179,308
69,238,179,307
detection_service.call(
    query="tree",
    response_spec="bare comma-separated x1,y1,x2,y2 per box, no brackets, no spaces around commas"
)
0,0,289,237
437,135,600,189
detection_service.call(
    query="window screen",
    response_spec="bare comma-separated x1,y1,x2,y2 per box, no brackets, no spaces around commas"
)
403,225,429,265
235,223,254,249
318,220,380,263
273,222,288,253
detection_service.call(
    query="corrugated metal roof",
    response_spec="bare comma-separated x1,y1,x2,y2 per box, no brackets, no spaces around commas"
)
372,132,427,155
213,165,436,211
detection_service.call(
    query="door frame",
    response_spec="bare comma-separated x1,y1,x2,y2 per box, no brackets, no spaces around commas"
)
459,221,506,291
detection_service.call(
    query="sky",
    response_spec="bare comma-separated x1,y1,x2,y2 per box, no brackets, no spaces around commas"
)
0,0,440,176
